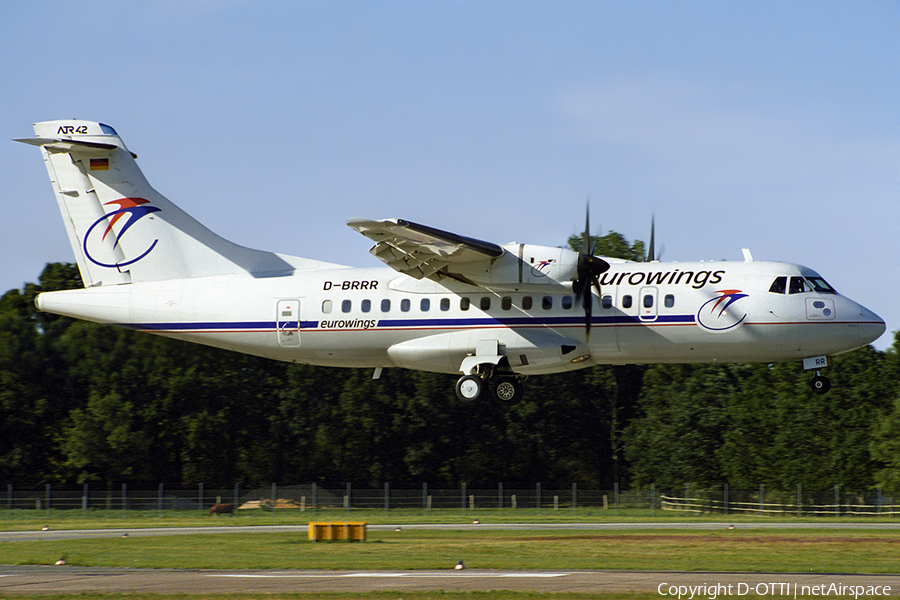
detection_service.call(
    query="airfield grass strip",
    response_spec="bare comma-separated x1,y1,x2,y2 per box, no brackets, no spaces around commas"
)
3,529,900,573
3,593,873,600
0,590,816,600
3,507,900,531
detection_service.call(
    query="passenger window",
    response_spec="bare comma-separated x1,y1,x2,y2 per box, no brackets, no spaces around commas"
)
622,295,633,309
789,276,809,294
769,277,787,294
542,296,553,310
322,300,333,314
361,299,371,313
341,300,352,313
643,295,653,308
420,298,430,311
601,295,612,309
381,299,391,312
480,297,491,310
562,296,573,309
522,296,533,310
401,299,410,312
664,294,674,308
440,298,450,311
501,296,512,310
460,297,470,311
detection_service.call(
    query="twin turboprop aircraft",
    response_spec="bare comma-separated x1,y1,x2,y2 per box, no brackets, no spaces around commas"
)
16,120,885,405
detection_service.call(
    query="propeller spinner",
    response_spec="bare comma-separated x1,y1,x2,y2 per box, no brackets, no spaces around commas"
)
572,204,610,342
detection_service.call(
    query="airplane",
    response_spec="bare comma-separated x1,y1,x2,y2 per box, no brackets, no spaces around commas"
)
15,120,885,405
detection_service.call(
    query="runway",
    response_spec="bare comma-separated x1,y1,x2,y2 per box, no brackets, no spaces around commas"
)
3,565,900,595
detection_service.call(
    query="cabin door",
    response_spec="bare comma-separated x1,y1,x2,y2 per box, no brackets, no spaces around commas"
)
638,287,658,322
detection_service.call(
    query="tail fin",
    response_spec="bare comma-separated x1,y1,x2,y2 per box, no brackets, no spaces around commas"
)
17,120,294,286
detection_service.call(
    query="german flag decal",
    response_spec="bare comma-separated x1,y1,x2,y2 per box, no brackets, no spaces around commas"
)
90,158,109,171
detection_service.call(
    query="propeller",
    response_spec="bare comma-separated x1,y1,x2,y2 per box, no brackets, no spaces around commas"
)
646,212,663,262
572,202,610,342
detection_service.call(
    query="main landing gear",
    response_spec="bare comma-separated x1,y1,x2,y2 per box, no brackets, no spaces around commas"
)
455,364,525,406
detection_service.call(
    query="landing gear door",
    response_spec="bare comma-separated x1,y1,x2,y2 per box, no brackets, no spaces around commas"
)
277,299,301,347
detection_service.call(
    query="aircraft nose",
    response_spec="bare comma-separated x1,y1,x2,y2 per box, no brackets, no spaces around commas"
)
857,305,886,347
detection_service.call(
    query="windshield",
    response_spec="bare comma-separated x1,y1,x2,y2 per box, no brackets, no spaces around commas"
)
806,276,837,294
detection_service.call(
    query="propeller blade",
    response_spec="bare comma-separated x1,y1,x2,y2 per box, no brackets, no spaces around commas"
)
584,282,593,342
648,213,655,262
573,201,610,342
583,199,591,255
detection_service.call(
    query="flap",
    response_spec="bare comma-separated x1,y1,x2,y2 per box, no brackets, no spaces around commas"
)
348,218,503,280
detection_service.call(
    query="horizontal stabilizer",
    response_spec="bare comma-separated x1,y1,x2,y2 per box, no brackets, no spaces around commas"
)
15,137,136,159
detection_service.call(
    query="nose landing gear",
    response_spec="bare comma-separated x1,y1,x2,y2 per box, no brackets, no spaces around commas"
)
810,371,831,394
802,356,832,394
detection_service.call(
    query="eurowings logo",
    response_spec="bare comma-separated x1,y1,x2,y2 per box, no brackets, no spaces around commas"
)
83,197,161,268
696,289,749,331
531,259,553,278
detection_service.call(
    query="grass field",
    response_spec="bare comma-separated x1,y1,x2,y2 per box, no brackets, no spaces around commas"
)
3,527,900,572
3,506,899,530
2,510,898,599
0,594,663,600
1,507,677,530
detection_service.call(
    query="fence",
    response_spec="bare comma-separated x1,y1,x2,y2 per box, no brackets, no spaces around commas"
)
2,482,896,516
660,484,900,517
2,483,632,514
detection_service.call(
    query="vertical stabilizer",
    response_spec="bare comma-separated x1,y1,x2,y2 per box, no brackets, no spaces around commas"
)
17,120,294,286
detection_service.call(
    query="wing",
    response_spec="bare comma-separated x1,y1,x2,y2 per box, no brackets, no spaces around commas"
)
348,218,504,280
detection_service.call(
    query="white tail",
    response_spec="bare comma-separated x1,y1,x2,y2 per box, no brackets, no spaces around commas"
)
17,120,297,287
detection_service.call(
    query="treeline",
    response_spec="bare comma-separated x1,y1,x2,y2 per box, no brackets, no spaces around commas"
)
1,263,898,493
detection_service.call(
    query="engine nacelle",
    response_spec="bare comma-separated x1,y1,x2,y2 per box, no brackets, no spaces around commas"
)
446,244,580,291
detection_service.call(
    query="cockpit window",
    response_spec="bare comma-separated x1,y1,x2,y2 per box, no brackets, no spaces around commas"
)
806,277,837,294
773,275,837,295
789,276,811,294
769,277,786,294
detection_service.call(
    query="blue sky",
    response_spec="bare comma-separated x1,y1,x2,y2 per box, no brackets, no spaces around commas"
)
1,1,897,349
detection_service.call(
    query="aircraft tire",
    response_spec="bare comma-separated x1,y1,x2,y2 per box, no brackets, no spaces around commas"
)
491,376,524,407
810,375,831,394
456,374,484,403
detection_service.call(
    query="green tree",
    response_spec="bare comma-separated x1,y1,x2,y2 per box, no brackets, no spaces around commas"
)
62,390,152,485
625,363,735,488
867,332,900,493
567,231,646,262
0,263,86,484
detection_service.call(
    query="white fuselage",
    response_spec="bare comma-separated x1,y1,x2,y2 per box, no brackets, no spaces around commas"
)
35,257,885,376
19,119,886,390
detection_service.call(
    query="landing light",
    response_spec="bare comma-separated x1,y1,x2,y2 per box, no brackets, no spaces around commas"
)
570,354,591,364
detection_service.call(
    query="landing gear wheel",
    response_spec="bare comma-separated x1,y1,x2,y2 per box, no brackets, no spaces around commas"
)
810,375,831,394
491,376,524,407
456,374,485,403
